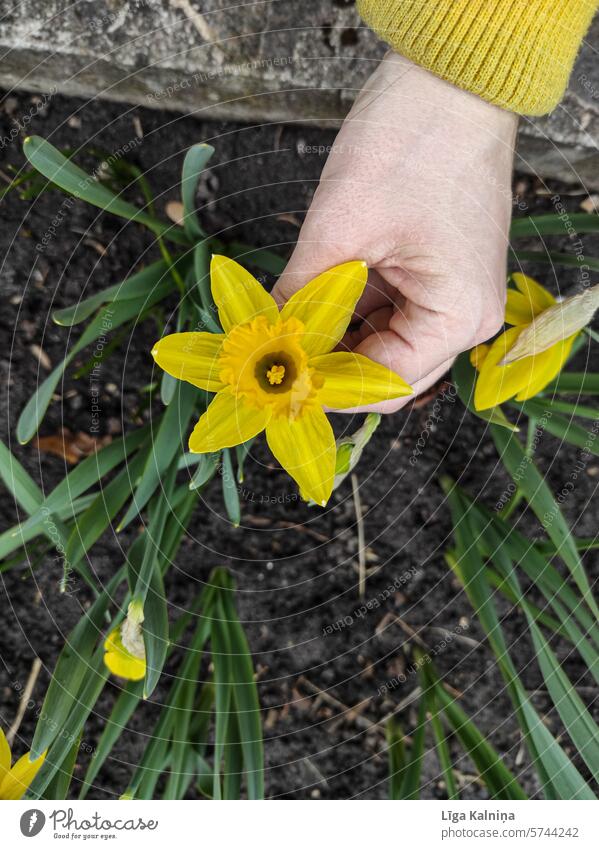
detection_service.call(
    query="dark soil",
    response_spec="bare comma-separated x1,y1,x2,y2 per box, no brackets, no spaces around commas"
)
1,88,598,800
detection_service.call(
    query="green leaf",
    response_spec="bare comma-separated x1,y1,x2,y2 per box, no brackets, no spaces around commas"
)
0,439,43,513
30,567,126,759
397,696,427,799
189,452,220,491
210,594,233,800
22,426,150,534
193,240,213,312
510,213,599,239
510,249,599,272
65,444,149,569
78,680,143,799
52,258,170,327
331,413,382,493
28,648,109,798
470,511,599,784
214,569,264,799
118,383,198,530
42,732,81,800
444,481,595,800
452,352,519,432
23,136,189,246
429,674,527,800
427,688,459,800
510,400,599,456
221,449,240,527
490,426,599,620
386,718,406,800
181,144,214,240
235,440,254,484
545,372,599,395
17,281,175,444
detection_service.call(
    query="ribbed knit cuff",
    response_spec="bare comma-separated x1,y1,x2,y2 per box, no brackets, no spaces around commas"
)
357,0,598,115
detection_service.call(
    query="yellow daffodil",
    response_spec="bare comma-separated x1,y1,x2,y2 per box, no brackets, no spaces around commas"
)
0,727,45,800
152,256,412,505
104,626,146,681
473,273,579,411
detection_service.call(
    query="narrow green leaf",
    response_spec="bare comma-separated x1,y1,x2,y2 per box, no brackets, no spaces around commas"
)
65,445,149,568
52,259,170,327
210,594,233,800
30,567,126,758
510,213,599,239
214,569,264,800
22,426,150,534
23,136,189,246
545,372,599,395
189,452,220,491
118,383,197,530
386,718,406,800
221,449,240,527
42,732,81,800
181,144,214,240
17,281,174,444
398,696,427,800
490,426,599,620
28,648,110,798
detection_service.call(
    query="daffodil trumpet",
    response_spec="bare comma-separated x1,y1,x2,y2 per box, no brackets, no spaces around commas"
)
473,273,580,412
152,256,412,505
0,727,46,800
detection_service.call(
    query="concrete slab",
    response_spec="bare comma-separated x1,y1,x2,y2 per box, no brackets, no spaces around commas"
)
1,1,598,185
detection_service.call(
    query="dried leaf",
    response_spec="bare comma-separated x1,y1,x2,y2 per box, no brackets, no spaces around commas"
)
34,427,111,464
165,200,184,226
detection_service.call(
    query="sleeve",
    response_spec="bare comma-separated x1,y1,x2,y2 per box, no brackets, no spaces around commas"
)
356,0,598,115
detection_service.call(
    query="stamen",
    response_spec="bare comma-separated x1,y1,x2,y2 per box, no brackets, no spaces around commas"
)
266,364,285,385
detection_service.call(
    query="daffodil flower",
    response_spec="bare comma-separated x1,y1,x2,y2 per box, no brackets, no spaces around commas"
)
473,273,579,411
104,626,146,681
152,256,412,505
0,727,45,800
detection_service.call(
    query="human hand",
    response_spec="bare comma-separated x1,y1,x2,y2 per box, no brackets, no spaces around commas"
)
272,52,518,412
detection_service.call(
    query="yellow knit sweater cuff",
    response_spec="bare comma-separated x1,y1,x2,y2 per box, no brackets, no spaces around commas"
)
357,0,598,115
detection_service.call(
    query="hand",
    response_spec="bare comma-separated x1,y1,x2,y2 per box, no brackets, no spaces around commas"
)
272,52,518,412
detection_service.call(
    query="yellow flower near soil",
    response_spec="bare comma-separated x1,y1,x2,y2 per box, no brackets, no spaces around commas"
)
152,256,412,505
0,727,45,800
473,273,579,411
104,627,146,682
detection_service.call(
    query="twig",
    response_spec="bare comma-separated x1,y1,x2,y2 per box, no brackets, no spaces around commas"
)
351,473,366,599
7,657,42,745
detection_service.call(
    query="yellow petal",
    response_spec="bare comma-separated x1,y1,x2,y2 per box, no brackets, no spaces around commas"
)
189,389,270,453
311,351,412,409
470,343,490,370
0,749,46,800
515,334,577,401
511,273,555,314
474,326,534,410
103,628,146,682
281,261,368,356
266,407,335,505
505,289,536,326
0,728,11,786
211,254,279,333
152,332,225,392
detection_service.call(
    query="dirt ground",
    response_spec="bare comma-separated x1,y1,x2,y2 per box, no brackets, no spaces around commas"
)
1,89,598,800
